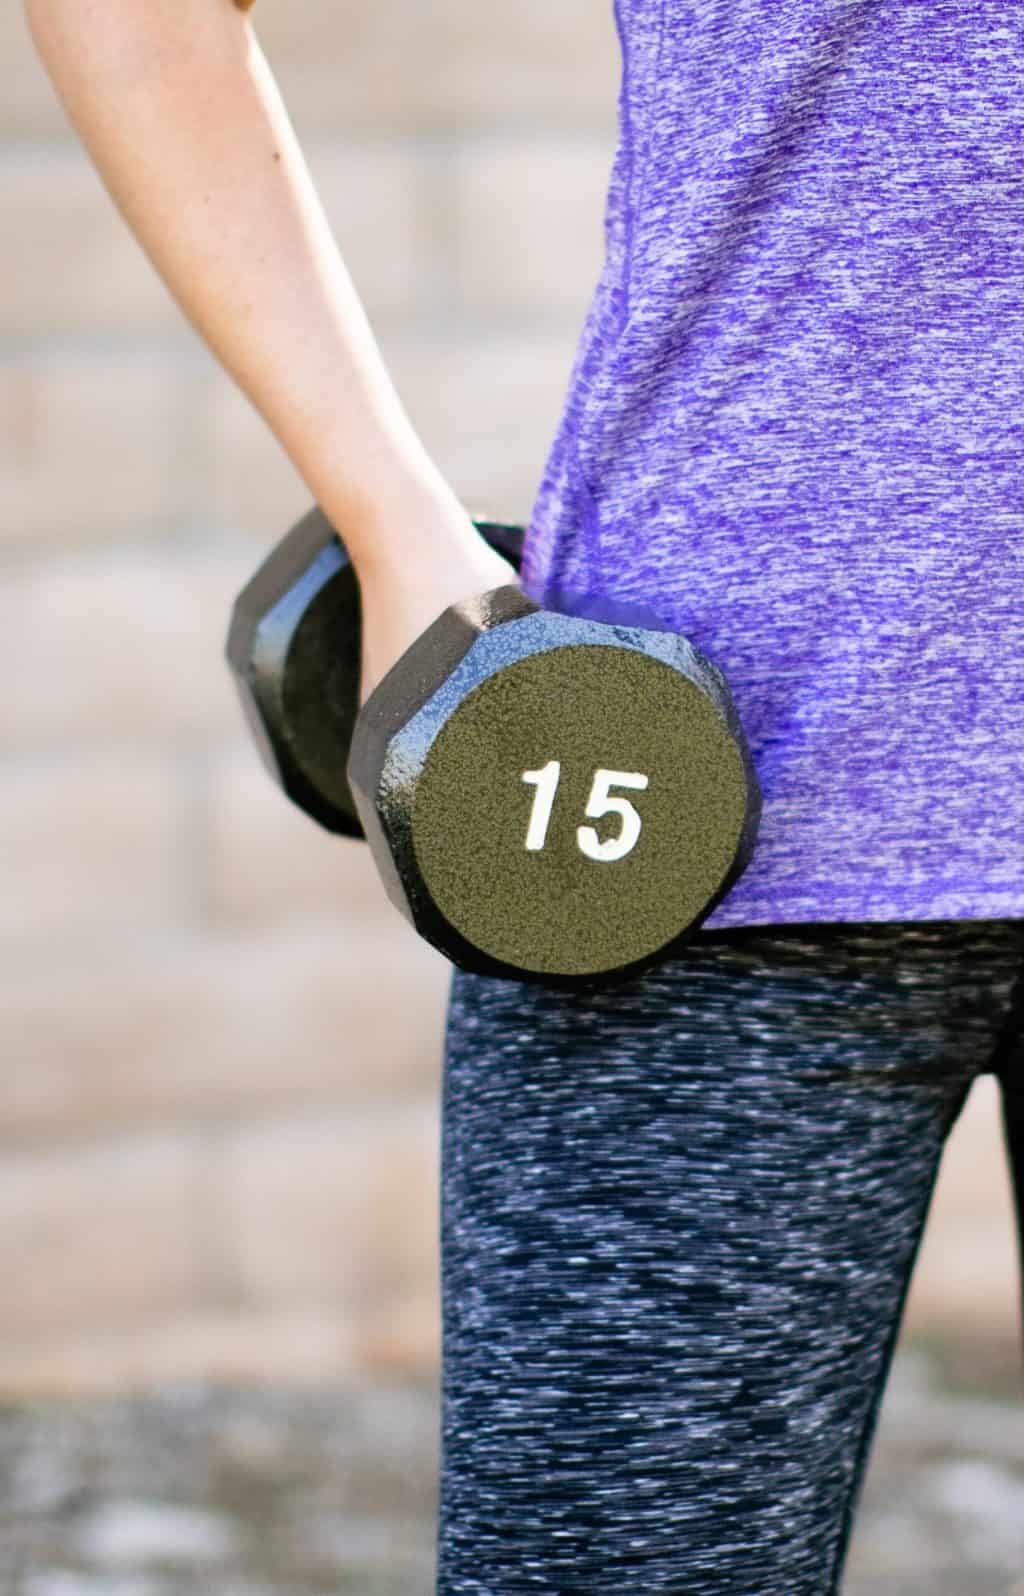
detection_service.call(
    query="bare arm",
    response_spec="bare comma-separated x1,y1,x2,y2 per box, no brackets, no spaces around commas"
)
23,0,512,637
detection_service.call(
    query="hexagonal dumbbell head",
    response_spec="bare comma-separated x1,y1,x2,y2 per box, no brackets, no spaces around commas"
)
225,505,524,837
347,590,762,990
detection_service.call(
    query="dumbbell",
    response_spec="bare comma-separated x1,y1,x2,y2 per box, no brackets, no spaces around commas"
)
226,505,762,990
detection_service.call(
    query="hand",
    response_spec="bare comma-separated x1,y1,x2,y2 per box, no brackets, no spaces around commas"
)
355,516,521,708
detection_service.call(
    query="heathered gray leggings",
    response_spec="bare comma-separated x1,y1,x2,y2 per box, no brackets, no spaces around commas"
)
437,918,1024,1595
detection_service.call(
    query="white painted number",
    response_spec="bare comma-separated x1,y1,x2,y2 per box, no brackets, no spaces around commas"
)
520,763,649,861
578,768,649,862
521,760,562,851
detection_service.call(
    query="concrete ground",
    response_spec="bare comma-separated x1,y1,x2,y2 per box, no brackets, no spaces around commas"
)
0,1339,1021,1596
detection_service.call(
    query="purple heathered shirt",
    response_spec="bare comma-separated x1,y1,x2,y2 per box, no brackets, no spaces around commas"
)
520,0,1024,930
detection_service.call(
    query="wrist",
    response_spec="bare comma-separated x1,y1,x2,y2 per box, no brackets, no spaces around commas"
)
337,476,481,583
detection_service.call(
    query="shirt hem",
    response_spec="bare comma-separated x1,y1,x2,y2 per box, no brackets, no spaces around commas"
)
701,877,1024,931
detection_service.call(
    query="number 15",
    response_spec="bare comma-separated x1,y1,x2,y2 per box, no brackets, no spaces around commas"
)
521,762,649,862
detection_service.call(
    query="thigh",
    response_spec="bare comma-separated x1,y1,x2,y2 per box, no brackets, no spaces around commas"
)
436,920,1024,1596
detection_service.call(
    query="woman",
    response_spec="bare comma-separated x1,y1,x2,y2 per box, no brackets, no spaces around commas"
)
26,0,1024,1589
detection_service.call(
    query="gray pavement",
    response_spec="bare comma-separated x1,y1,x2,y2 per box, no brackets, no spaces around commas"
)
0,1341,1021,1595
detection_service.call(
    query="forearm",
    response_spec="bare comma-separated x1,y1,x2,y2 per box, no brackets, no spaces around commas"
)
24,0,470,572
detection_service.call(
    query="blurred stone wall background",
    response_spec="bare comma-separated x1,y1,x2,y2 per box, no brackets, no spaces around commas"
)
0,0,1020,1398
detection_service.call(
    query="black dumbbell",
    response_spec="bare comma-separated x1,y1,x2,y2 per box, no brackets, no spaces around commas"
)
227,505,762,990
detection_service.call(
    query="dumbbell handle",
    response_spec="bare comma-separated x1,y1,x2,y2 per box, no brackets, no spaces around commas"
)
226,504,525,841
466,519,525,570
